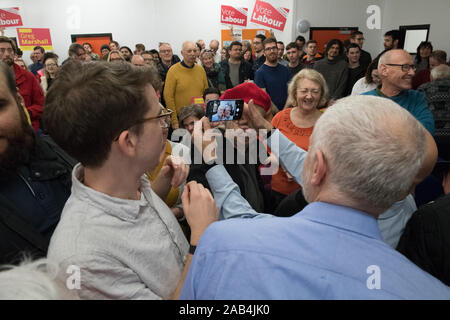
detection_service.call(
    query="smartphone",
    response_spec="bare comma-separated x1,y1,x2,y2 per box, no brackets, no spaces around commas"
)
205,99,244,122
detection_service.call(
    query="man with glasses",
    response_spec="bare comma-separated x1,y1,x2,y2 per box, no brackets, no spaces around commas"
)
255,38,292,110
252,34,267,72
44,61,218,299
363,49,435,134
220,41,254,89
0,36,44,132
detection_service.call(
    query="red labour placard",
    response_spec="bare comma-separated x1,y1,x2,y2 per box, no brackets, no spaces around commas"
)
221,5,248,27
0,7,23,27
250,0,289,32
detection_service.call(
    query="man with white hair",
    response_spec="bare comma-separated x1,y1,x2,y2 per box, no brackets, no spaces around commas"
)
164,41,208,129
363,49,435,134
180,95,450,299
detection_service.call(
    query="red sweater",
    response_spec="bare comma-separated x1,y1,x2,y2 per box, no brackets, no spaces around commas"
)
14,63,45,131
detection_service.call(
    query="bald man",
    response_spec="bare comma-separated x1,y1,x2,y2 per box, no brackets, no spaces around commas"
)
131,54,145,67
163,41,208,128
363,49,435,134
209,40,221,63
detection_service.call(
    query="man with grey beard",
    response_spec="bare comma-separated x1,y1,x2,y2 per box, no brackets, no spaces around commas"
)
180,95,450,299
0,61,75,264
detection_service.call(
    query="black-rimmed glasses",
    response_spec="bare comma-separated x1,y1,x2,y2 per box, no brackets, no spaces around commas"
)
385,64,416,72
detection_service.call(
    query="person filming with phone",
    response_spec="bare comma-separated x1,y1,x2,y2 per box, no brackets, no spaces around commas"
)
188,82,274,214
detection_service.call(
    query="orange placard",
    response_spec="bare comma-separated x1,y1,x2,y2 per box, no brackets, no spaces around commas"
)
311,28,358,54
74,35,112,56
221,29,271,51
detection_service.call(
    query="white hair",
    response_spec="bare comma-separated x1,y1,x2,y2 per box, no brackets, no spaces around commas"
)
0,258,76,300
431,64,450,80
309,95,426,210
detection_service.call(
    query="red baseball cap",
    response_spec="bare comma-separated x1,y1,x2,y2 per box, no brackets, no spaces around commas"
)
220,82,271,112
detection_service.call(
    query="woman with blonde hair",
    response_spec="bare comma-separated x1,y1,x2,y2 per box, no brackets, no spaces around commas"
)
107,50,126,63
270,68,329,208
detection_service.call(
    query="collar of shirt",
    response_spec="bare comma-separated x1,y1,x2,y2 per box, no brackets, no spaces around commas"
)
298,201,383,240
181,60,195,69
71,163,153,221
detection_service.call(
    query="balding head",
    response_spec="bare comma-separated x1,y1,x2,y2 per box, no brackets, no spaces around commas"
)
302,95,427,215
131,54,145,67
209,40,220,53
378,49,415,95
181,41,197,66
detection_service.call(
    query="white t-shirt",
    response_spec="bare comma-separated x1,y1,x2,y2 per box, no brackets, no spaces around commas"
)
351,77,377,96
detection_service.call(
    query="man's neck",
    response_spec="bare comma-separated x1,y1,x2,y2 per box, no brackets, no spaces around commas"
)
306,54,315,62
265,59,278,67
229,57,241,64
288,58,300,68
83,161,143,201
380,84,403,98
255,51,264,58
182,60,194,68
162,58,172,67
348,61,360,69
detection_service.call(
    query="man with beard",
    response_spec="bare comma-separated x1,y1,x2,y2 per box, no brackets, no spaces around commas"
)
314,39,349,100
179,95,450,299
363,49,435,134
255,38,292,110
0,62,75,264
0,36,44,132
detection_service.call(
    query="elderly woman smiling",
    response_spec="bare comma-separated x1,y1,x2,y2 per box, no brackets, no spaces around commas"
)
270,68,329,203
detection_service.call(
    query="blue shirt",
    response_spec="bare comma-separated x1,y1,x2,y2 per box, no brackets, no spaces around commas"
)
180,131,450,300
254,63,292,110
362,89,435,135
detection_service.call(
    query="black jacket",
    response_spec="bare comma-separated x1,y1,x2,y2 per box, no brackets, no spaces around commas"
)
0,134,76,264
220,59,254,89
397,194,450,285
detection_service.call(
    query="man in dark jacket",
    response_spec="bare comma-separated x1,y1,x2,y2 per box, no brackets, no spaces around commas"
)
0,61,75,264
220,41,254,89
0,36,44,132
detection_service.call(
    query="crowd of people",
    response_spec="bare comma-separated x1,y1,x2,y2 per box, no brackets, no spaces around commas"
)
0,27,450,300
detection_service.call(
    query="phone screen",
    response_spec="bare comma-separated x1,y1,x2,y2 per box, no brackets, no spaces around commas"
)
206,99,244,122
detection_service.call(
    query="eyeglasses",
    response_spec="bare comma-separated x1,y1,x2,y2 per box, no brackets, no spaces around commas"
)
159,49,172,54
136,107,173,128
297,88,321,96
0,47,14,54
264,46,278,52
385,64,417,72
114,108,173,141
45,63,57,67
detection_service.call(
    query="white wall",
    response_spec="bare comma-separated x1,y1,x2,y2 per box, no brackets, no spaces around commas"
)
382,0,450,56
291,0,387,58
2,0,294,64
1,0,448,65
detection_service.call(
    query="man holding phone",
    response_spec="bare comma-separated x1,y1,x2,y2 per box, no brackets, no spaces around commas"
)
188,82,273,213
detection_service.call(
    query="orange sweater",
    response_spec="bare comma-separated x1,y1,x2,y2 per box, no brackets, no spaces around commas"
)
271,108,313,195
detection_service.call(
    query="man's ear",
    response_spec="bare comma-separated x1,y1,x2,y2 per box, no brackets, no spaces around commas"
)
393,39,399,48
115,130,138,157
310,149,328,186
379,65,388,77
